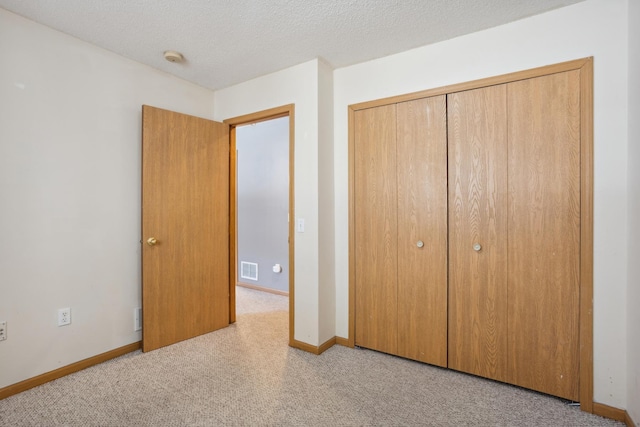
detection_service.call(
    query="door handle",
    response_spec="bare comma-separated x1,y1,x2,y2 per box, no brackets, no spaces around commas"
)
147,237,158,246
473,243,482,252
416,240,424,248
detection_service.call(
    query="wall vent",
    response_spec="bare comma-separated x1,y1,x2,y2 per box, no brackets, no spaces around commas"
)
240,262,258,281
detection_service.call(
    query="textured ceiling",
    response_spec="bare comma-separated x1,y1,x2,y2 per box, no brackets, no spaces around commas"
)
0,0,584,90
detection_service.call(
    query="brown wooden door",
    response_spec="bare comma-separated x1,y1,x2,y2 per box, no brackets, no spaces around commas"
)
142,105,230,352
507,71,581,400
351,61,589,403
354,104,398,355
448,72,581,400
447,85,509,381
396,97,448,366
355,98,448,364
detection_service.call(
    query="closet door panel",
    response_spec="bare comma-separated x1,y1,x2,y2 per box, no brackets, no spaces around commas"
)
354,105,398,355
507,71,581,401
396,96,448,366
448,85,509,381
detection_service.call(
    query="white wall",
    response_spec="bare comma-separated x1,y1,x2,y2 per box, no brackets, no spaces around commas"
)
627,0,640,423
0,9,215,389
333,0,629,408
214,60,324,345
317,59,335,344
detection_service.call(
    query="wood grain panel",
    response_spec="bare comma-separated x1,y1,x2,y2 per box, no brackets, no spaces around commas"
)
578,58,594,412
396,96,448,366
507,71,581,400
354,104,398,355
351,58,592,112
142,105,230,352
348,58,593,409
348,106,357,348
447,85,509,381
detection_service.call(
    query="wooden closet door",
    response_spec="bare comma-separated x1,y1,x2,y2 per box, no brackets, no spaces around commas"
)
448,85,509,381
507,71,581,401
354,104,398,355
396,96,448,367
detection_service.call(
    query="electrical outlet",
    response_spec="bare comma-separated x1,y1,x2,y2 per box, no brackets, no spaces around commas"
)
0,321,6,341
134,307,142,332
58,308,71,326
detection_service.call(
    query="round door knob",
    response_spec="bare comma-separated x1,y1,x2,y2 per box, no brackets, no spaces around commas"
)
473,243,482,252
416,240,424,248
147,237,158,246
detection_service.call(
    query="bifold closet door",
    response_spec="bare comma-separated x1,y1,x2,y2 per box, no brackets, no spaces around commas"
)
354,64,585,401
396,96,448,366
448,84,509,381
507,71,581,401
354,104,398,355
448,72,581,400
354,97,448,364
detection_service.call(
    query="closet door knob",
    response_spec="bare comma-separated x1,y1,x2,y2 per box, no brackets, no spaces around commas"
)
473,243,482,252
416,240,424,248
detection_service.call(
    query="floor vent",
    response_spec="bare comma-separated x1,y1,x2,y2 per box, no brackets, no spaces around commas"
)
240,262,258,281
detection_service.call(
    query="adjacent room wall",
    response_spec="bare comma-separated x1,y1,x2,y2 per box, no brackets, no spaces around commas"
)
236,117,289,293
0,9,215,389
333,0,629,409
627,0,640,423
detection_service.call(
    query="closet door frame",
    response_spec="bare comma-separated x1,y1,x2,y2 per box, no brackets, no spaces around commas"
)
347,57,593,411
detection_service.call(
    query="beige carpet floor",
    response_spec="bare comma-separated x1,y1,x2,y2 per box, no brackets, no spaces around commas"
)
0,287,624,426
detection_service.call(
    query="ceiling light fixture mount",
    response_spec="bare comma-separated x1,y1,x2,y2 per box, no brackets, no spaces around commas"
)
163,51,184,63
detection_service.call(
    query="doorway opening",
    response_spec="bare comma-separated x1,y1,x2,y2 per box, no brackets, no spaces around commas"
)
226,105,295,346
236,116,289,296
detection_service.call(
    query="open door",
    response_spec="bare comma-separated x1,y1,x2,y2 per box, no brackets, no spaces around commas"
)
142,105,230,352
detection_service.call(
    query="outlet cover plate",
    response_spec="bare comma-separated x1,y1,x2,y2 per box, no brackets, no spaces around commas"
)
58,308,71,326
